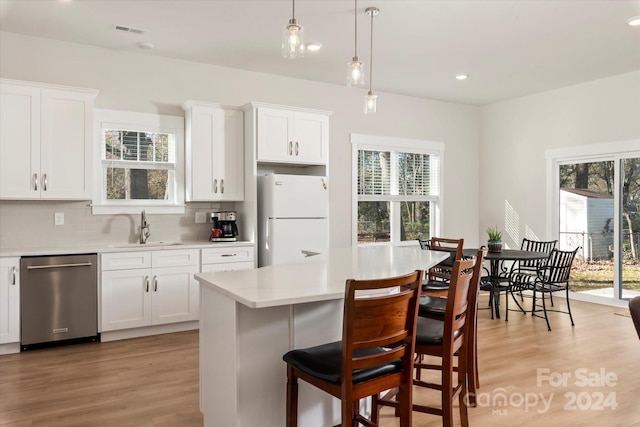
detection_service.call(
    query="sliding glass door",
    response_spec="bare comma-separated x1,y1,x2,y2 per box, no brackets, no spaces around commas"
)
556,155,640,303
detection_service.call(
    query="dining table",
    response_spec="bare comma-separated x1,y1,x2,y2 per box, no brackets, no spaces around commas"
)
463,248,549,319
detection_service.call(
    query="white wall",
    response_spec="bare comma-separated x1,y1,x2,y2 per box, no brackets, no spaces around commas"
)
480,71,640,249
0,32,481,249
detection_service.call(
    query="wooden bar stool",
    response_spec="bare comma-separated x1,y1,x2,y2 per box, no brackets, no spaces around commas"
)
374,256,480,427
283,269,424,427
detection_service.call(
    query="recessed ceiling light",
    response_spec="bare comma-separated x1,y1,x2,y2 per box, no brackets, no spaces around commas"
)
627,16,640,27
455,74,468,81
304,42,323,52
137,42,154,51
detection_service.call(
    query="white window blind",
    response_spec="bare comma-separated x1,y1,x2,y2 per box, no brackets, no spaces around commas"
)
357,149,440,198
102,129,176,170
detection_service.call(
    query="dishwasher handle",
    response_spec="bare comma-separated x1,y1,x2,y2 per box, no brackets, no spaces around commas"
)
26,262,93,270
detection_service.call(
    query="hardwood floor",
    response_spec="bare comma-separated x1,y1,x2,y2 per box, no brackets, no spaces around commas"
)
1,295,639,426
0,330,202,426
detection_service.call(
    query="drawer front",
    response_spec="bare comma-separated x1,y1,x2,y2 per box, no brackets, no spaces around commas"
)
152,249,199,268
201,261,254,273
101,252,152,271
201,246,255,265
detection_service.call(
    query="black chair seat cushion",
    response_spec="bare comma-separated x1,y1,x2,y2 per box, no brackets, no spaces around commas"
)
419,295,447,317
416,317,461,346
438,254,455,267
422,280,449,292
282,341,400,385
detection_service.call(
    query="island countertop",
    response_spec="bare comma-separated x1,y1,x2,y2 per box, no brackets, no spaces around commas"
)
194,245,448,308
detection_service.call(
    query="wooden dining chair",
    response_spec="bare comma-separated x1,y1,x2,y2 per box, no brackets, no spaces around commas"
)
420,237,464,297
374,256,479,427
282,269,424,427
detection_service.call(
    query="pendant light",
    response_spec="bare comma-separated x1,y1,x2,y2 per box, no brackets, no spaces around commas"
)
282,0,304,59
347,0,365,87
364,7,379,114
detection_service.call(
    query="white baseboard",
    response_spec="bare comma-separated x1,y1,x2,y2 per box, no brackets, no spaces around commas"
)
100,321,199,342
0,342,20,355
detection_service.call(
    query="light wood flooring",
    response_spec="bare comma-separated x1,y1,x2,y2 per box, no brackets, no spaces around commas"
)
1,295,639,426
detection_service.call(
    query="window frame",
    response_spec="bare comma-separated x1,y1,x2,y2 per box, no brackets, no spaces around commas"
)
351,133,445,246
92,109,185,215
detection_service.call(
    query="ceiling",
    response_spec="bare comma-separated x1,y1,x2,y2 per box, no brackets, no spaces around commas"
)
1,0,639,105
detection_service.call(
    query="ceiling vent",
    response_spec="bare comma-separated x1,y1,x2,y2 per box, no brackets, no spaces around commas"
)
113,25,145,35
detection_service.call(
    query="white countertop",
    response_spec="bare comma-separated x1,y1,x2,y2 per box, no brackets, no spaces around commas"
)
0,241,254,257
195,246,448,309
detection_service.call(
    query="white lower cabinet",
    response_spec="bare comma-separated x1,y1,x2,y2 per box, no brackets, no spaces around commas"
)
100,249,199,332
201,245,255,273
0,257,20,348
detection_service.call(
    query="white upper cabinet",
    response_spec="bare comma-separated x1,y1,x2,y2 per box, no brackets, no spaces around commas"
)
256,106,329,165
183,101,244,201
0,79,98,200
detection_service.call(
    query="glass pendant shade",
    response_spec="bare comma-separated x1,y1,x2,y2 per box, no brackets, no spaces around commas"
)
347,57,365,87
364,91,378,114
364,7,379,114
282,19,304,59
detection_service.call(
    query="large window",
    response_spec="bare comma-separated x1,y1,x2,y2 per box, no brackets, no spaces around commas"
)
352,134,443,245
93,110,185,214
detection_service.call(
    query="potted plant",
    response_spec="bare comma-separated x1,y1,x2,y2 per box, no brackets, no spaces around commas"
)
486,226,503,253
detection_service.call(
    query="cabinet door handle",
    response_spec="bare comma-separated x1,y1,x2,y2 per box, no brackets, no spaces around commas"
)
43,173,48,191
11,266,16,285
288,141,293,155
33,173,38,191
221,253,237,257
221,179,224,194
153,275,158,292
213,179,218,194
145,276,149,292
295,142,299,156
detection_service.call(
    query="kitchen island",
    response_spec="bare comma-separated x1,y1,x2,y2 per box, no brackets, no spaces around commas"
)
194,245,448,427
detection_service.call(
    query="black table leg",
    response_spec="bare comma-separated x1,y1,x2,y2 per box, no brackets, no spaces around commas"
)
491,260,501,319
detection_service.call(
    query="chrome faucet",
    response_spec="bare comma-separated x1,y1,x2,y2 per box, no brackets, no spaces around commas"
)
140,210,151,244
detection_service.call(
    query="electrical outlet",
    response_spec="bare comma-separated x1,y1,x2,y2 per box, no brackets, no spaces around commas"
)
54,212,64,226
195,212,207,224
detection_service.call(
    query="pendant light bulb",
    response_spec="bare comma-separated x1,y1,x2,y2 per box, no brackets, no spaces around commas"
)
364,91,378,114
347,57,365,87
282,0,304,59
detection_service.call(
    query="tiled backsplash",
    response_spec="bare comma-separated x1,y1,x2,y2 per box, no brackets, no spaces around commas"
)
0,200,229,250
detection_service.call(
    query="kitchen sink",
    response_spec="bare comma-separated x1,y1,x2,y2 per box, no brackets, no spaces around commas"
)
108,242,184,248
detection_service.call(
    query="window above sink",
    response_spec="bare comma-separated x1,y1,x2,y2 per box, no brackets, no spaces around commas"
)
92,109,185,215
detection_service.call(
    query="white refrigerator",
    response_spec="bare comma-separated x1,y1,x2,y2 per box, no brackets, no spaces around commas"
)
257,173,329,267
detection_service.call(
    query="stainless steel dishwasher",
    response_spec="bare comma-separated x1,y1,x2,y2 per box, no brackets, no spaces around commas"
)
20,254,98,350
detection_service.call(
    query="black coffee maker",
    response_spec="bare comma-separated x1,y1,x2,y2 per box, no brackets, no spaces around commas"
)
210,211,239,242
